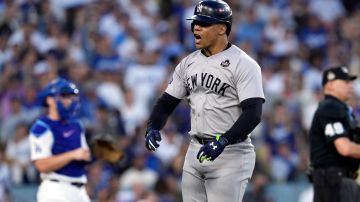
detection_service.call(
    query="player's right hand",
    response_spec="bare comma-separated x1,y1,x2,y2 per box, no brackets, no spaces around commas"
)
197,135,228,163
145,129,162,151
72,148,91,161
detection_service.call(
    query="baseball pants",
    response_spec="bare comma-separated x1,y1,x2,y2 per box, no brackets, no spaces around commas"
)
313,169,360,202
37,179,90,202
182,137,256,202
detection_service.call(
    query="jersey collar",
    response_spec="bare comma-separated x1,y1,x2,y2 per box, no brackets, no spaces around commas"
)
324,95,346,106
201,43,232,57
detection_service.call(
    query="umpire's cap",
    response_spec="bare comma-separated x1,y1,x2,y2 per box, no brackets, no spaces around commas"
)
187,0,232,34
322,66,357,86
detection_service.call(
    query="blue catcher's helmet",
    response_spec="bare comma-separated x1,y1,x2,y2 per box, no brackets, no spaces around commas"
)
40,78,80,120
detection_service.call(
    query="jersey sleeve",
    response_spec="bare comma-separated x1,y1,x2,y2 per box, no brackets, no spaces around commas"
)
165,61,187,99
318,102,349,141
29,120,54,161
235,55,265,103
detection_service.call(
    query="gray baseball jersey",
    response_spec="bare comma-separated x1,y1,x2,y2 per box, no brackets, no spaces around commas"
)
166,45,265,138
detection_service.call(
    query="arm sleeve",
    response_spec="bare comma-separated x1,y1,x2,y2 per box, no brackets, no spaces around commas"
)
235,57,265,102
147,92,182,131
222,97,264,144
165,61,188,99
29,121,54,160
318,101,349,142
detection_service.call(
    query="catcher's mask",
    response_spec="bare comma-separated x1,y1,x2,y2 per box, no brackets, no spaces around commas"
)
40,77,80,120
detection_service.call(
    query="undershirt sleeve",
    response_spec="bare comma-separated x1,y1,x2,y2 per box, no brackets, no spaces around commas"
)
222,97,264,144
147,92,182,131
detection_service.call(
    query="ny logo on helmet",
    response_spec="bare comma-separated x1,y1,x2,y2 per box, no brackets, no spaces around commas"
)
197,4,203,13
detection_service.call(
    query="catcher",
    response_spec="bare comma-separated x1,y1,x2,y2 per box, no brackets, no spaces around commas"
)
29,78,91,202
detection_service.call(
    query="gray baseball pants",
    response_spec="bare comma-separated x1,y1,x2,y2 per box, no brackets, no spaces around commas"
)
181,137,256,202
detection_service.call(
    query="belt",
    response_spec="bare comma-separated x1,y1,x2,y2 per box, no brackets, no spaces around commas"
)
313,167,357,179
49,179,85,188
194,136,247,145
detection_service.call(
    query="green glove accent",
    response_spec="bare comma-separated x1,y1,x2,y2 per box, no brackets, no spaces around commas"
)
200,155,211,163
197,134,227,163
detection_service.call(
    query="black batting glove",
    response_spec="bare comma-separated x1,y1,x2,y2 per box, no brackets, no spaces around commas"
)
196,135,228,163
145,129,162,151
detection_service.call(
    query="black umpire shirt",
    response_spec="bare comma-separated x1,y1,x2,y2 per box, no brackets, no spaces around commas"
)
310,95,359,172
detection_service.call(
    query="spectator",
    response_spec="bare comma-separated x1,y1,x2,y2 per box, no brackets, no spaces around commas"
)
0,143,10,202
5,123,36,185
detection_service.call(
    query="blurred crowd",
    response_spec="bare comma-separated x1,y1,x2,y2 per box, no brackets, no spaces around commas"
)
0,0,360,201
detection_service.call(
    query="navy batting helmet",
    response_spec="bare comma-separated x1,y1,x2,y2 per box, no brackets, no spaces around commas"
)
187,0,232,34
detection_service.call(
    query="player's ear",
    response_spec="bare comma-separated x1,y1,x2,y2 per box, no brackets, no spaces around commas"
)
217,24,227,35
46,96,55,107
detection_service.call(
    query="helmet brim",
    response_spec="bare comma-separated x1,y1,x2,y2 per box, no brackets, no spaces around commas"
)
186,15,225,24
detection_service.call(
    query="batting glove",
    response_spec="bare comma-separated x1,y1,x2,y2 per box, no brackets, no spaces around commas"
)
196,135,228,163
145,129,162,151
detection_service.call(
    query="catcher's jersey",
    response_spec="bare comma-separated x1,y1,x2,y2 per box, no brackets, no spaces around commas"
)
29,116,89,183
166,45,265,138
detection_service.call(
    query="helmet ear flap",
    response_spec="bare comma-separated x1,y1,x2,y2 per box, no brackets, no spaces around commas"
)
225,23,231,35
191,22,195,32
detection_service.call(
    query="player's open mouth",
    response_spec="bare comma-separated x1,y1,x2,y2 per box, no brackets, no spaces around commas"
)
194,34,201,43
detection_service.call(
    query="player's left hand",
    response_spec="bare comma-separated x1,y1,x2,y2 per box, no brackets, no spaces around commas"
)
197,135,228,163
145,129,162,151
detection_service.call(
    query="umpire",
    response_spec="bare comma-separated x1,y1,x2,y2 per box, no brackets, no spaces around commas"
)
309,66,360,202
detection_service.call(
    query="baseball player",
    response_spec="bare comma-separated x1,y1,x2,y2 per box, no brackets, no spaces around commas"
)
145,1,265,201
29,78,91,202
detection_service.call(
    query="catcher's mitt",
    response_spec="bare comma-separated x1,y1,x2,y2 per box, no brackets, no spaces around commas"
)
90,139,124,163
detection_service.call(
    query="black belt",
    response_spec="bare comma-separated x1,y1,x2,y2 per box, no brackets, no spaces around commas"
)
49,179,85,188
194,136,247,145
313,167,357,179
